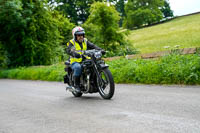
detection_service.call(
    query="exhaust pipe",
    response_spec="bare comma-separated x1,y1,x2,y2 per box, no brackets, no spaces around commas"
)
66,86,76,92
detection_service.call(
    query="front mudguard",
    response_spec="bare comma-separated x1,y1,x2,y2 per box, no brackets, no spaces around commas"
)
99,63,109,70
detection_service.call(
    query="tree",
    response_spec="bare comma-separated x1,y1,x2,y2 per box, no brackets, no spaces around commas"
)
0,41,5,67
124,0,164,29
83,2,125,51
48,0,94,24
0,0,72,67
115,0,127,27
161,0,173,18
51,10,74,45
48,0,117,24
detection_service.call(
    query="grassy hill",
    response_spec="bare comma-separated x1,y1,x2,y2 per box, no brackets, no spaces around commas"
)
128,13,200,54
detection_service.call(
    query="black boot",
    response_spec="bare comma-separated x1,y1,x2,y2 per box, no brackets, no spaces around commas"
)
74,76,81,93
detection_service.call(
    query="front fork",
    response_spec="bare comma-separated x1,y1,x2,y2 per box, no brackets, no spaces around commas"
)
93,63,104,89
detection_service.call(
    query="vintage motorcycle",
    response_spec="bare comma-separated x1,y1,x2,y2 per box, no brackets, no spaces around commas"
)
64,49,115,99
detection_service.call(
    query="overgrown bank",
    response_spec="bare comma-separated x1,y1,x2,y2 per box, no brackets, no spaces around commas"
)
108,54,200,84
0,64,65,82
0,54,200,85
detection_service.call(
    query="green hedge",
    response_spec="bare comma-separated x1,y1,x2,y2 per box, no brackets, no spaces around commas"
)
0,54,200,85
108,54,200,84
0,63,65,81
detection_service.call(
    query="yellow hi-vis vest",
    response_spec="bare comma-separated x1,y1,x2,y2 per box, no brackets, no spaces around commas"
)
67,39,88,64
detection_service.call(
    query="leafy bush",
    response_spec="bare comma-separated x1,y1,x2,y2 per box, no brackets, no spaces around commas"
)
83,2,137,57
108,54,200,84
83,2,122,50
0,0,73,67
1,54,200,85
124,0,164,29
105,42,139,57
0,41,5,68
0,63,65,81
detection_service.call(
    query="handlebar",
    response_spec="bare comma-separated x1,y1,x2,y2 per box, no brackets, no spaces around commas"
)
83,49,106,56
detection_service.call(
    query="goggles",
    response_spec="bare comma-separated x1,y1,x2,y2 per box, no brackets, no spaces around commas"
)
76,34,84,37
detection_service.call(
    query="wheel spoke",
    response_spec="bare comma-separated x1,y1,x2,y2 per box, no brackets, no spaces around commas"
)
99,70,110,95
97,68,115,99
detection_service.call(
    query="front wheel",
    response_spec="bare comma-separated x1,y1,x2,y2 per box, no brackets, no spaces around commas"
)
98,68,115,99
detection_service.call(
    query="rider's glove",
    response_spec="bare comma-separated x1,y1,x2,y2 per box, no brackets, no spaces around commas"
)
101,50,106,55
73,52,81,58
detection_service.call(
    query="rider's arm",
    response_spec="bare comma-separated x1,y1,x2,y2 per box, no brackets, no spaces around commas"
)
66,42,74,56
87,41,102,50
66,42,81,58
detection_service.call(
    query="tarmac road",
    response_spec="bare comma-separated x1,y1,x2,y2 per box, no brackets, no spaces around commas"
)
0,79,200,133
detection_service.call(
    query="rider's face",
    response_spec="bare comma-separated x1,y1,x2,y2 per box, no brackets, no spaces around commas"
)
76,34,84,43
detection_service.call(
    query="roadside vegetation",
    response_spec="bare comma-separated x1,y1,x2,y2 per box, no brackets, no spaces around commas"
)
108,53,200,84
0,1,199,85
1,53,200,85
0,63,65,81
0,0,173,68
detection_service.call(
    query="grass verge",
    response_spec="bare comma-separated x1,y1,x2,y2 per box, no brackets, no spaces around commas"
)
108,54,200,84
0,54,200,85
0,63,65,81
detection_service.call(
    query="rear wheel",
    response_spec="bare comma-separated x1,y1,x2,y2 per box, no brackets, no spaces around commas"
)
98,68,115,99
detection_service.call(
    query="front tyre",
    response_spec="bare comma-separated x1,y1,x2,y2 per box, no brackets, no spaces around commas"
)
98,68,115,99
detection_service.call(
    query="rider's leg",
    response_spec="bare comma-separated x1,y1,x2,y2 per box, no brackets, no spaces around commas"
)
71,62,82,92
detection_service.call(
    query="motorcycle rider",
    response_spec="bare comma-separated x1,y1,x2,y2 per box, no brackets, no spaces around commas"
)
66,26,105,93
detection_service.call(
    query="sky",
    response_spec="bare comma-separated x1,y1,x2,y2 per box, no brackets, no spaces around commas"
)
168,0,200,16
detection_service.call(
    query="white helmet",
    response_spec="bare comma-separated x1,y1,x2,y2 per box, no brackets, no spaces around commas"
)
72,26,85,40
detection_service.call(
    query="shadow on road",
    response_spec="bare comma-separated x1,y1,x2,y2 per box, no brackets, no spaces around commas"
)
64,95,103,101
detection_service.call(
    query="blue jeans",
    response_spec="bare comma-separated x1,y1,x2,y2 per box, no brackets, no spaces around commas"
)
71,62,82,77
